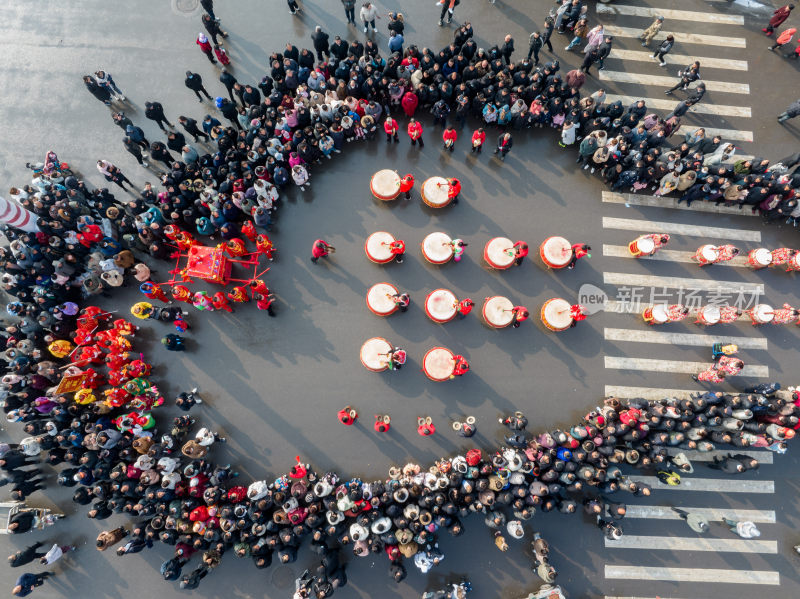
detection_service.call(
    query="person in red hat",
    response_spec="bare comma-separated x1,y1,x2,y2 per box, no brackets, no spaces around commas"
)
374,415,391,433
399,173,414,200
457,298,475,319
338,406,358,425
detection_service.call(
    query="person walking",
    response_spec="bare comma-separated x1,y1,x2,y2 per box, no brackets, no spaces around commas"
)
360,2,380,33
12,572,54,597
178,116,209,142
768,27,796,51
541,13,555,53
311,26,330,61
778,98,800,123
7,543,46,567
653,35,674,66
202,13,228,46
388,30,404,54
528,31,544,65
495,132,513,160
311,239,335,263
144,100,173,131
83,75,112,106
764,4,794,36
40,544,76,565
93,70,124,101
671,508,710,533
201,0,216,20
665,61,701,94
122,137,148,167
724,518,761,538
341,0,356,25
97,160,133,190
565,17,589,51
196,32,216,64
184,71,212,102
640,15,664,47
438,0,460,27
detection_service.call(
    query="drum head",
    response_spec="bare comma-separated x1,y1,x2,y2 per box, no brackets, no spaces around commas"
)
754,248,772,265
422,232,454,264
541,236,571,267
701,305,720,322
365,232,395,263
421,177,450,207
542,298,572,330
425,289,457,323
483,296,514,327
423,347,455,381
652,304,669,322
754,304,774,322
370,169,401,200
701,245,719,262
637,237,655,254
360,337,392,372
484,237,515,269
366,283,399,316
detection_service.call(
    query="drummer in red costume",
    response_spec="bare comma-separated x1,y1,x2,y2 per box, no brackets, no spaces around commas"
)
388,239,406,264
446,178,461,204
569,304,587,328
399,173,414,200
228,285,250,303
451,355,470,378
255,293,276,316
174,231,196,252
374,415,391,433
457,298,475,319
338,406,358,425
386,347,406,371
256,234,275,261
512,241,529,266
392,292,410,312
771,247,797,266
719,306,741,323
249,279,269,295
224,238,247,258
511,306,530,328
715,244,740,263
667,304,690,322
768,303,799,324
384,116,399,142
212,292,233,313
171,284,192,304
241,220,257,242
568,244,591,269
471,128,485,153
417,417,436,436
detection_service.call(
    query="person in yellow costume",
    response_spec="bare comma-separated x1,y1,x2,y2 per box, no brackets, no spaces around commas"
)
48,339,74,358
74,388,97,405
130,302,154,319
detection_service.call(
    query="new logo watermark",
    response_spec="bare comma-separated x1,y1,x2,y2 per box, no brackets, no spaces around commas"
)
578,284,608,315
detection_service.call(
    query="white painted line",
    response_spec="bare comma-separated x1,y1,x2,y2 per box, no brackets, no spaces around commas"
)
663,447,773,464
603,327,768,349
600,5,744,25
602,216,761,241
603,93,751,117
605,565,779,584
603,244,751,267
602,190,756,216
604,356,768,377
601,25,746,48
676,125,753,143
603,272,764,294
626,504,776,522
606,535,777,553
607,49,748,71
628,475,775,493
598,70,750,94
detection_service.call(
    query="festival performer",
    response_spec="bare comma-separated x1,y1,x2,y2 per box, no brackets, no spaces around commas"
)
569,304,587,327
451,355,470,378
712,343,738,361
384,116,399,142
693,366,725,384
457,298,475,319
254,293,276,316
388,239,406,264
171,284,192,304
667,304,690,322
445,177,461,204
338,406,358,425
512,241,529,266
407,118,424,147
417,417,436,436
399,173,414,200
192,291,214,311
130,301,153,320
249,279,269,295
719,306,742,323
224,238,247,258
211,291,233,313
174,231,196,252
227,285,250,303
717,356,744,376
511,306,530,328
768,303,800,324
471,128,486,153
255,234,275,261
771,247,797,267
644,234,670,254
442,126,457,152
567,243,591,269
374,415,391,433
392,292,410,312
241,220,257,242
386,346,407,371
310,239,335,263
140,281,169,303
450,238,467,262
696,244,740,265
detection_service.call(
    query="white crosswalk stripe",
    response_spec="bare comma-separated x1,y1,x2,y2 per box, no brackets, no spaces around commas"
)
599,4,745,25
606,49,748,71
600,25,746,48
603,93,751,117
603,272,764,294
598,70,750,94
604,356,769,377
602,190,756,216
627,475,775,493
602,216,762,241
603,244,752,267
626,504,776,521
604,565,779,584
663,447,774,464
606,535,777,553
675,125,753,142
603,327,768,349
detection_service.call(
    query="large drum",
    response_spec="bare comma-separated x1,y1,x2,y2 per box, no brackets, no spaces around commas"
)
747,304,774,325
421,232,454,265
694,244,719,265
422,346,455,381
696,305,720,325
642,304,669,325
484,237,516,270
482,296,514,328
421,176,451,208
628,236,655,257
425,289,457,323
360,337,392,372
539,236,571,268
746,248,772,270
787,253,800,272
370,169,401,201
366,282,399,316
365,231,395,264
540,298,573,331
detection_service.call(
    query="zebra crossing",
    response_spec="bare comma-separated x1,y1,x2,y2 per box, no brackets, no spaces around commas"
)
593,2,754,145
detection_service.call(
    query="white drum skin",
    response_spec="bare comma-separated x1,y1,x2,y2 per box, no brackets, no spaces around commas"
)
421,232,454,264
370,170,401,201
695,244,719,265
484,237,515,269
483,296,514,328
696,305,720,325
539,236,571,268
425,289,457,323
748,304,774,324
628,236,655,257
366,282,399,316
541,298,572,331
364,231,395,264
360,337,392,372
421,177,451,207
423,347,455,381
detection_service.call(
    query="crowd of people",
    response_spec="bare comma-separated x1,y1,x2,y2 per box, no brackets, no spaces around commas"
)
4,0,800,596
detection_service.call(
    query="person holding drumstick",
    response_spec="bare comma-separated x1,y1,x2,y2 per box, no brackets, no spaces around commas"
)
391,292,410,312
456,298,475,319
444,177,461,204
310,239,335,263
450,355,469,378
512,241,529,266
567,243,591,269
399,173,414,200
388,239,406,264
569,304,587,328
511,306,529,328
450,238,467,261
639,233,670,256
386,346,406,370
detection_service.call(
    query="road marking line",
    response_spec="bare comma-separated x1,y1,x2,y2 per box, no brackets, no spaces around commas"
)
599,5,745,25
603,92,751,117
601,190,756,216
602,272,764,294
601,25,746,48
628,475,775,493
598,70,750,94
605,565,779,584
607,49,748,71
602,244,751,267
675,125,753,143
663,447,773,464
626,504,775,522
602,216,761,241
604,356,768,377
606,535,777,553
603,327,768,349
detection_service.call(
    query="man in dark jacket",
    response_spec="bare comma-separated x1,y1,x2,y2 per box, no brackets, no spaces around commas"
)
7,543,46,567
527,31,544,65
144,101,172,131
13,572,53,597
218,98,240,129
184,71,212,102
242,85,261,107
495,132,513,160
200,0,215,19
311,26,330,62
201,13,227,45
500,34,515,65
330,36,348,62
178,116,209,142
665,61,701,94
778,97,800,122
219,68,238,103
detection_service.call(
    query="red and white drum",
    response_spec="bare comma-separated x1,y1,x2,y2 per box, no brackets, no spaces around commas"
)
539,236,571,268
421,232,454,264
642,304,669,325
484,237,515,270
694,244,719,265
425,289,457,323
366,282,399,316
747,304,774,325
370,169,401,201
360,337,392,372
421,176,450,208
422,346,455,381
787,253,800,272
696,305,720,325
540,298,572,331
746,248,772,269
365,231,395,264
482,296,514,328
628,236,655,257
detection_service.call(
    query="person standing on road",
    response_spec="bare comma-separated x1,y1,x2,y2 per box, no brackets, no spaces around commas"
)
196,32,216,64
94,70,124,101
542,12,555,53
763,4,794,36
178,116,209,142
495,132,513,160
341,0,356,25
438,0,460,27
500,34,515,64
768,27,796,52
12,572,54,597
640,15,664,46
144,100,173,131
184,71,212,102
671,508,710,533
311,26,330,62
311,239,335,263
665,61,701,95
96,160,133,191
40,543,76,565
777,98,800,123
83,75,111,106
653,35,674,66
361,2,380,33
407,118,424,147
122,137,148,168
202,13,228,46
528,31,544,65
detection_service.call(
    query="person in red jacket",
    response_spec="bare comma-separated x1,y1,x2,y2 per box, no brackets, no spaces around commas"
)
511,306,529,328
442,126,457,152
407,118,424,147
446,177,461,204
211,291,233,312
457,298,475,319
227,285,250,303
374,414,391,433
196,33,216,64
417,417,435,436
471,128,486,153
399,173,414,200
310,239,334,263
451,355,469,377
568,243,591,269
512,241,529,266
401,90,418,117
338,406,358,425
254,293,276,316
384,116,399,142
570,304,587,327
388,239,405,263
764,4,794,35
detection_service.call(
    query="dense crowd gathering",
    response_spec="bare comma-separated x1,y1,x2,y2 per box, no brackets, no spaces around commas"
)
3,0,800,597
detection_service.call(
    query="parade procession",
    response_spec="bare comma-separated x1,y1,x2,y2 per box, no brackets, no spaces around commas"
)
2,1,800,599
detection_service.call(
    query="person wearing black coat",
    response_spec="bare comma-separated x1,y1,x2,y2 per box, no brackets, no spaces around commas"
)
311,26,330,62
201,13,227,46
7,542,46,567
178,116,209,142
122,138,147,167
500,35,515,65
184,71,212,102
83,75,111,105
330,36,348,62
144,101,172,131
219,68,238,104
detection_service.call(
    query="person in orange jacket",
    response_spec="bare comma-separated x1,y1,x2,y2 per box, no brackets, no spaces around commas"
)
471,128,485,153
769,26,796,51
442,125,457,152
446,177,461,204
384,116,399,142
407,118,424,147
399,173,414,200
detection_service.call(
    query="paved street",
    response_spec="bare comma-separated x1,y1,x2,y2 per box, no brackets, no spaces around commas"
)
0,1,799,598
